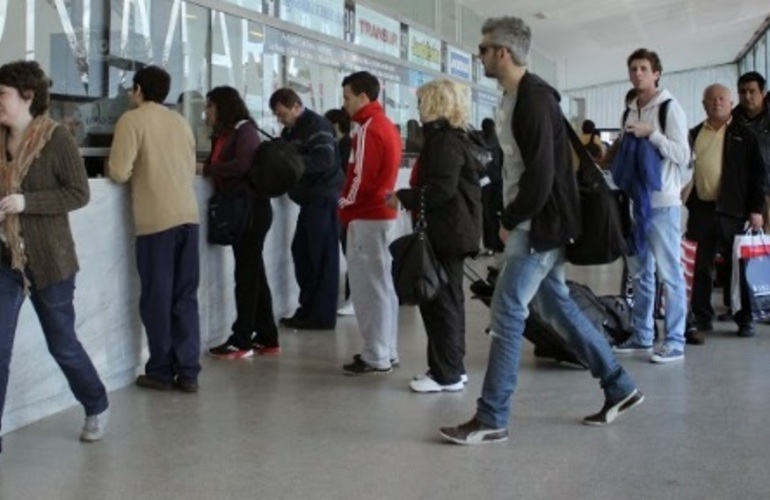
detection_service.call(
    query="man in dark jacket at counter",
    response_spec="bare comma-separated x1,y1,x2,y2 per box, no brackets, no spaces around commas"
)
440,16,641,445
733,71,770,233
270,88,344,329
688,84,766,340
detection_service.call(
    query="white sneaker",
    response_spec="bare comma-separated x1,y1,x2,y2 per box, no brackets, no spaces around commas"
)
413,371,468,384
80,407,110,442
409,374,464,393
337,300,355,316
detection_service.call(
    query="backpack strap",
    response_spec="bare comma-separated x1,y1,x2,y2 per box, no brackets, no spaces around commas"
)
256,126,276,140
564,117,595,170
623,99,672,134
658,98,672,135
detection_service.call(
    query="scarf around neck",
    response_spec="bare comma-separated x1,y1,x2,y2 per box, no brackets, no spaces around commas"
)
0,115,59,291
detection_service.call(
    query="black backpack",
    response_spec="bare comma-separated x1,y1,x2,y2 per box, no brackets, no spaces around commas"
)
247,127,305,198
564,118,627,266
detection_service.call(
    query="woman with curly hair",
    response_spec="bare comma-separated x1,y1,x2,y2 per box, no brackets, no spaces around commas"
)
387,79,482,393
0,61,109,453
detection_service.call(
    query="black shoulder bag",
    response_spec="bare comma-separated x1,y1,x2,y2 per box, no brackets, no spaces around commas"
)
207,182,252,246
563,118,628,265
389,187,448,305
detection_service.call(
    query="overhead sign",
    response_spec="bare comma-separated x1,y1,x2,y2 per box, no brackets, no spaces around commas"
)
279,0,345,39
354,4,400,59
407,28,441,72
447,45,471,80
264,25,407,84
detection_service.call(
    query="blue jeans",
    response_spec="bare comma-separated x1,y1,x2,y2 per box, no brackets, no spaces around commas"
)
627,206,687,350
476,229,636,429
0,265,109,438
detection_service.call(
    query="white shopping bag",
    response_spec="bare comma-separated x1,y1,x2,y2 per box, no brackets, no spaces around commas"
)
731,231,770,312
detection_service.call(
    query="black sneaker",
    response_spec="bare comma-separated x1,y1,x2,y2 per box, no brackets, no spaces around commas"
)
737,325,756,338
343,356,392,376
685,324,706,345
352,353,398,368
439,417,509,445
208,342,254,360
135,375,173,391
583,389,644,426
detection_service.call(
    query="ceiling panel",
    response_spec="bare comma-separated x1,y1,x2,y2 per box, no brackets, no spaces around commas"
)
461,0,769,88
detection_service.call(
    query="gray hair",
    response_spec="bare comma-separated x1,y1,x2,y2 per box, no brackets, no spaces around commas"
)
703,83,731,100
481,17,531,66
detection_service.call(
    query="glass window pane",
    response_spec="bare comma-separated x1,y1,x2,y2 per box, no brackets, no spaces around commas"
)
755,35,767,80
286,57,344,118
460,6,483,51
439,0,457,43
745,48,755,72
211,13,284,136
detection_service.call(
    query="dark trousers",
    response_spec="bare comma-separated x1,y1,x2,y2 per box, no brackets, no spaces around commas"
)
136,224,201,383
291,195,340,326
687,196,751,328
229,199,278,348
0,265,109,440
418,257,466,385
482,182,504,252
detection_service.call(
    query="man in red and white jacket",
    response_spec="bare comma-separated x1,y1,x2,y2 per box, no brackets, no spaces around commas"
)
339,71,403,376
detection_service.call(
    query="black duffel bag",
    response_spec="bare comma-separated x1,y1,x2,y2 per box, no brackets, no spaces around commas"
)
563,118,627,266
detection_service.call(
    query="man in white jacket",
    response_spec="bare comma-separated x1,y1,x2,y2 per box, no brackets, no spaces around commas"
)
612,48,691,363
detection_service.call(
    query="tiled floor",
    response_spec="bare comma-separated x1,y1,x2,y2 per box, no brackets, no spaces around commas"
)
1,258,768,500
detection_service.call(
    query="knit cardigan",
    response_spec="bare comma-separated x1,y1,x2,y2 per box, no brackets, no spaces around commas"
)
15,125,89,289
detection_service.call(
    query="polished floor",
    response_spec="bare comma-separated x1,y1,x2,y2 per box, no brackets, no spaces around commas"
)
1,259,769,500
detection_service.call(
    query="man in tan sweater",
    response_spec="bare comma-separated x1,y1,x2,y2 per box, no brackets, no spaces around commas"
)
108,66,201,393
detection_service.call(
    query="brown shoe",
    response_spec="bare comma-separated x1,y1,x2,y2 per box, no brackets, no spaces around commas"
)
685,330,706,345
135,374,173,391
174,377,199,393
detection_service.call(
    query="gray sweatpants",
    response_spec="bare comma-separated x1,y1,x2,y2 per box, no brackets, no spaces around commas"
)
347,219,399,369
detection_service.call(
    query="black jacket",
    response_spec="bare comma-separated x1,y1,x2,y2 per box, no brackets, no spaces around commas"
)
338,134,352,175
688,120,767,219
500,72,581,252
280,109,345,204
732,103,770,193
397,120,482,260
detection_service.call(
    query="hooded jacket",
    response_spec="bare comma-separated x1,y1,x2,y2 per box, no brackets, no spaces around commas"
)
339,101,402,225
499,72,581,253
397,120,482,259
622,89,691,207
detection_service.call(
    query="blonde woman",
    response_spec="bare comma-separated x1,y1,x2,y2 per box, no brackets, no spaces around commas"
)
386,79,482,392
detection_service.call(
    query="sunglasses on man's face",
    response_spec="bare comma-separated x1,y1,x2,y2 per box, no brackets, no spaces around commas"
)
478,44,500,56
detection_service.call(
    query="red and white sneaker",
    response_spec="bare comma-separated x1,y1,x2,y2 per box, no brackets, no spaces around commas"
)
254,344,281,356
208,342,254,360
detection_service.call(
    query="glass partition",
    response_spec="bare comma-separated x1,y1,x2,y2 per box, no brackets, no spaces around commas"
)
211,12,284,137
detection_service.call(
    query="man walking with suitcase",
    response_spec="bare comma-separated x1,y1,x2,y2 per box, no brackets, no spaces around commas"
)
440,16,642,445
